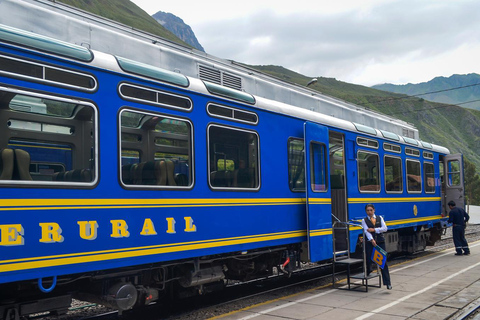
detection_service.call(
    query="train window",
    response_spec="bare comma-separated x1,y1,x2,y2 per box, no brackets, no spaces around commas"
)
439,162,445,184
288,138,305,192
207,103,258,125
423,151,434,159
385,156,403,193
208,104,232,117
353,123,377,135
424,162,435,193
383,143,401,153
0,89,97,185
380,130,400,141
0,24,93,62
309,142,328,192
8,119,72,135
0,55,96,91
120,109,193,188
234,110,258,123
447,160,461,187
403,137,418,145
356,137,378,149
208,125,259,190
405,148,420,157
204,81,256,105
119,83,192,111
406,159,422,192
10,93,76,116
121,150,140,166
421,141,433,149
116,56,189,87
358,151,380,192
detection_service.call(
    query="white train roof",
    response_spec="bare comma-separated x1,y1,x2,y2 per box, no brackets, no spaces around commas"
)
0,0,449,153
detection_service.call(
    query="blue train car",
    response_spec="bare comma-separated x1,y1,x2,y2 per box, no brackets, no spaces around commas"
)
0,4,465,318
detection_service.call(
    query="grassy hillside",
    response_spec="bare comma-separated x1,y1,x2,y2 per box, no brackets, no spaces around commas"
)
373,73,480,111
56,0,191,47
252,66,480,171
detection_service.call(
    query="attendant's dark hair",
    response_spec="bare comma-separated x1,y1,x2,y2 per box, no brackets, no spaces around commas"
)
448,200,456,207
365,204,375,210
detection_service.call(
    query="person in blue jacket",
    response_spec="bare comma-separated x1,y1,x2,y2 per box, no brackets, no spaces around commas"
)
447,200,470,256
361,203,392,290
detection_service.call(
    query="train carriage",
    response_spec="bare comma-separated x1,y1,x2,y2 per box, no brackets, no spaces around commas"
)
0,0,465,318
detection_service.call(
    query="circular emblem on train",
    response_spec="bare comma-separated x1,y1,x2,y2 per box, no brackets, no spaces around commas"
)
413,205,418,216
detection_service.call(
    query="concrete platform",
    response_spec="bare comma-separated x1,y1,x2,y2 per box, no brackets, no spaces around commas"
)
210,240,480,320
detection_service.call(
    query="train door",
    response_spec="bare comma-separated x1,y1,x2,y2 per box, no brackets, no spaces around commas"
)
304,122,333,262
443,153,465,214
329,132,348,255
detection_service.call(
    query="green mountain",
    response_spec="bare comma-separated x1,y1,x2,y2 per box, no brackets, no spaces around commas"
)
238,66,480,171
56,0,191,47
152,11,205,52
55,0,480,173
373,73,480,111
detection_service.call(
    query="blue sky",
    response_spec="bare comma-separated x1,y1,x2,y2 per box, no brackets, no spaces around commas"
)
132,0,480,87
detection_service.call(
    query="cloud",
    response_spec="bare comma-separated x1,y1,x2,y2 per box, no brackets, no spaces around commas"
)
192,0,480,86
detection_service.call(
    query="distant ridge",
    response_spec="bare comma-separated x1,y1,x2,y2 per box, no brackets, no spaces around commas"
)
152,11,205,52
372,73,480,111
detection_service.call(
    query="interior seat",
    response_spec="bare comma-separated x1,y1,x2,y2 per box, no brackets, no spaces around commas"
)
165,159,176,186
0,148,14,180
13,149,33,180
155,160,167,185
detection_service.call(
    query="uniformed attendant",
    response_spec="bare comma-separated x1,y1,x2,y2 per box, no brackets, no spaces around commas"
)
361,203,392,290
447,200,470,256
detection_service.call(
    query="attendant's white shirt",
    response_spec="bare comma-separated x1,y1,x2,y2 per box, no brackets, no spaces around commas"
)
361,215,388,241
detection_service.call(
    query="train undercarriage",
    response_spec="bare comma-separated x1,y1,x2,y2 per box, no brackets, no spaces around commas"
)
0,245,299,319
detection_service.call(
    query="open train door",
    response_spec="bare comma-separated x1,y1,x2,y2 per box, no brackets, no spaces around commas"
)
304,122,333,262
444,153,465,214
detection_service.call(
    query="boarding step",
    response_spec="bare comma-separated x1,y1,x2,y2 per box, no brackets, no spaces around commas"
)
332,258,381,292
334,257,363,265
350,272,380,280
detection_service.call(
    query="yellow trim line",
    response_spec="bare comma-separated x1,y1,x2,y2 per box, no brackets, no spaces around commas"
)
0,198,307,210
348,197,441,203
0,196,441,210
349,215,444,230
0,230,306,273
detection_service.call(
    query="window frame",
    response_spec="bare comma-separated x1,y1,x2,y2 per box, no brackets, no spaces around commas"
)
423,161,436,194
356,137,379,149
118,108,194,190
446,159,461,187
206,103,258,125
309,141,328,193
383,142,401,153
207,123,260,191
287,137,305,192
357,150,381,193
0,54,98,92
406,158,422,193
118,82,193,112
0,87,98,187
384,155,403,194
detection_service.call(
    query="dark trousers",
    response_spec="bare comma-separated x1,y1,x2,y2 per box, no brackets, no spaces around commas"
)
365,241,391,286
453,225,470,254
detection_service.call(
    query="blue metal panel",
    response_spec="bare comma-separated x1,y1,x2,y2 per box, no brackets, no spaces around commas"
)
304,121,332,262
